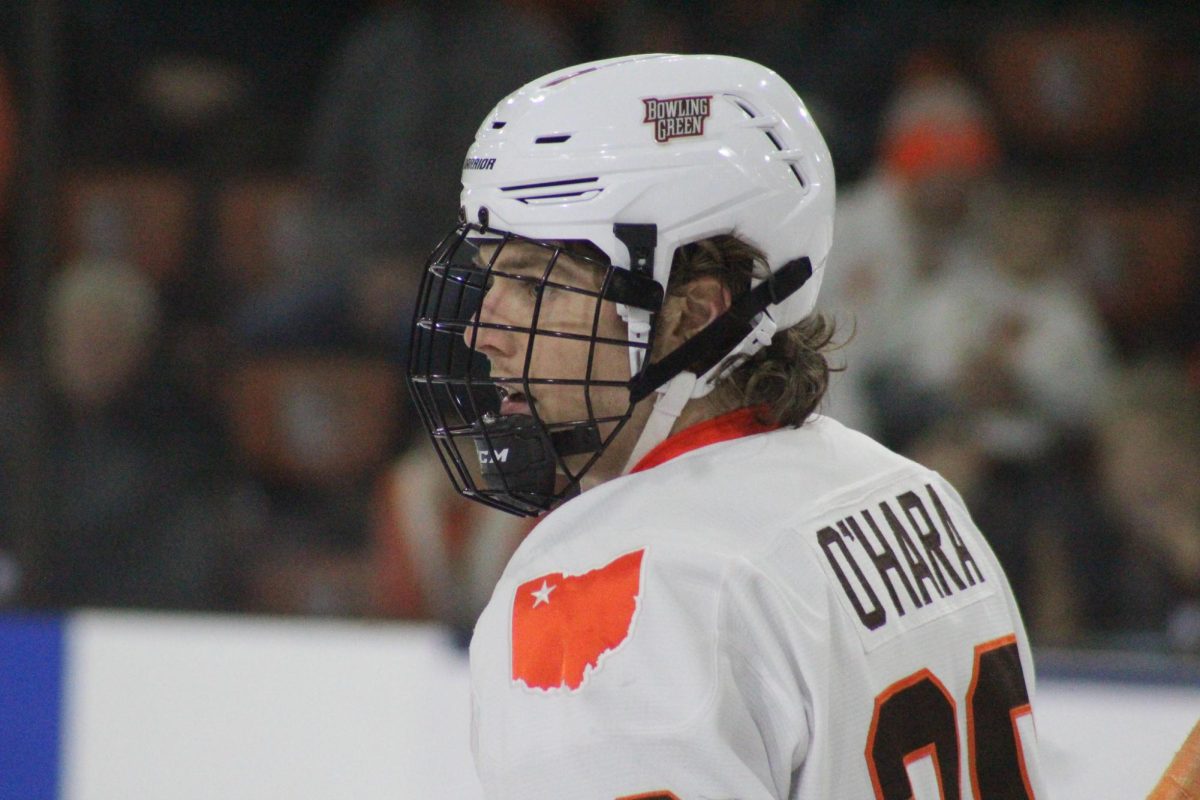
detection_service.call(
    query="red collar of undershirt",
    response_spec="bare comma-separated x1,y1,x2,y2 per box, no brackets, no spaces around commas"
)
630,406,782,474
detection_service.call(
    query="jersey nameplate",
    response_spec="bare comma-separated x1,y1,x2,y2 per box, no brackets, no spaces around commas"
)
809,483,994,652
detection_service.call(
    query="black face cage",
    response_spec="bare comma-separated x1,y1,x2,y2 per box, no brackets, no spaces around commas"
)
406,222,664,516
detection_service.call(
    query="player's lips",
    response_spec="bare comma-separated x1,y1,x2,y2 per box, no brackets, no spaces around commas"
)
498,386,533,416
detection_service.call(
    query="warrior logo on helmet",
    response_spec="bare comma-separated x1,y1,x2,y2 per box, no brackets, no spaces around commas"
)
642,95,712,143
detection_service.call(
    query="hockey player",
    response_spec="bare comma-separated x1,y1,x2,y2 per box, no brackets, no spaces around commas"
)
408,53,1045,800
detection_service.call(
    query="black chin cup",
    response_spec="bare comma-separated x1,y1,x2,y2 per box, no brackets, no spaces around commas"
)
472,413,601,509
473,414,559,503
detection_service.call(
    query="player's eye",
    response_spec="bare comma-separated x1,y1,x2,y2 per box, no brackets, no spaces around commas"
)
464,260,494,292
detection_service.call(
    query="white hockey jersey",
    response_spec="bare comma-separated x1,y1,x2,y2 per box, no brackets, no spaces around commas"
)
469,410,1045,799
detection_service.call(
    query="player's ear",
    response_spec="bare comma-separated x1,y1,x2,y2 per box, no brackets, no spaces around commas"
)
657,275,732,351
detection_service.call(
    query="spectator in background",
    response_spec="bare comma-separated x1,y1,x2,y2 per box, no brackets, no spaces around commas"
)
820,67,1001,439
230,0,577,359
891,188,1117,638
822,66,1123,636
0,259,233,609
894,189,1111,455
1097,359,1200,651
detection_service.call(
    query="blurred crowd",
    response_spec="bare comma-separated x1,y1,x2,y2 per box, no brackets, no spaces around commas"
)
0,0,1197,651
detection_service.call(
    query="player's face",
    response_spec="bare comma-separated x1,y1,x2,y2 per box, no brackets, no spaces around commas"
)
467,241,635,467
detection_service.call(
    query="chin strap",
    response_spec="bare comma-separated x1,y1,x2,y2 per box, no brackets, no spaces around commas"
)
619,256,815,475
622,371,698,474
626,257,812,404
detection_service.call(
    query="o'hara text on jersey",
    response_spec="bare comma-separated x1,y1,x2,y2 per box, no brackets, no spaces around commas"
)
817,484,985,631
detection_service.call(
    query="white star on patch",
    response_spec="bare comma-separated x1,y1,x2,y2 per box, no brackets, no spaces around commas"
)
530,581,555,608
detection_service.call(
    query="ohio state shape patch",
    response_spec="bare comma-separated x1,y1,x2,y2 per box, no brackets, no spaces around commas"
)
511,549,645,692
642,95,712,143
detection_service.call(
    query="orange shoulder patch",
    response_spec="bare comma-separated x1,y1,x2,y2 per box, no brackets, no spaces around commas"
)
511,549,645,692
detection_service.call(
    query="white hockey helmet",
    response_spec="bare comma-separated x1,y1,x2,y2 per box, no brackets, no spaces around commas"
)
409,54,835,515
461,53,834,377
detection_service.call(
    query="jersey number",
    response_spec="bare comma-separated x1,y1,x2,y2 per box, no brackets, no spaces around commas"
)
866,635,1034,799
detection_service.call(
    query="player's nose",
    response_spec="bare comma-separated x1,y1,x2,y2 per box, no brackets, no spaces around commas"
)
465,280,513,359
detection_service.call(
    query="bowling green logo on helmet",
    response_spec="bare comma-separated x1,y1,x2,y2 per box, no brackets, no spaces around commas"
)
510,549,646,692
642,95,712,143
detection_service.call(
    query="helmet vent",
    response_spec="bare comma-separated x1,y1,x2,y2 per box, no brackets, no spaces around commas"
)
501,177,597,192
730,96,805,187
764,130,807,188
517,189,602,205
501,176,602,205
535,134,572,144
491,121,507,129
